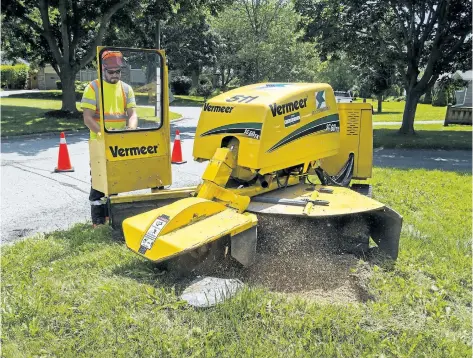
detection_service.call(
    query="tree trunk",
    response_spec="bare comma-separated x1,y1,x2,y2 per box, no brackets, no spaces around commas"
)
220,66,226,91
60,69,79,113
424,89,432,104
399,90,421,134
377,95,383,113
191,70,199,88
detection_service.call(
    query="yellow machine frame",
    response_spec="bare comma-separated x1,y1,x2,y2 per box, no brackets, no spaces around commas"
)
89,49,402,265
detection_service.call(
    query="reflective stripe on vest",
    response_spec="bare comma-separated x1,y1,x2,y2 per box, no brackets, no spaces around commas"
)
122,83,135,105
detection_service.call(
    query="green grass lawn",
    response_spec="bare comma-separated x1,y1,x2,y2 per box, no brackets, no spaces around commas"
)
357,99,448,122
2,168,471,357
373,124,472,150
0,97,181,137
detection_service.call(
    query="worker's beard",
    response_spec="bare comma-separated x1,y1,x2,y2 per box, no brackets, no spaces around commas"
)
103,75,120,84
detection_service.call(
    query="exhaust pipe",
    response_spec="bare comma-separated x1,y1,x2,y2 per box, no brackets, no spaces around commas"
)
258,174,274,188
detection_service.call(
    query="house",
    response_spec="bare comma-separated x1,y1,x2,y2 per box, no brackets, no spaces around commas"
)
452,70,472,107
444,70,472,126
35,64,60,89
35,65,149,90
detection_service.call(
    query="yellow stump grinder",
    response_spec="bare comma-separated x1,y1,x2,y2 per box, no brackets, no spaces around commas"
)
90,47,402,270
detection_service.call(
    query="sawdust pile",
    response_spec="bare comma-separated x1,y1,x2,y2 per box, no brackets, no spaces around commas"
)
184,214,375,305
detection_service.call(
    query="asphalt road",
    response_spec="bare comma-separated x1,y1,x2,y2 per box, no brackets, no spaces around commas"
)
1,106,471,243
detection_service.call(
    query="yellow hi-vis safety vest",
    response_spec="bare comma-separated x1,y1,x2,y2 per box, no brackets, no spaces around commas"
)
81,79,136,139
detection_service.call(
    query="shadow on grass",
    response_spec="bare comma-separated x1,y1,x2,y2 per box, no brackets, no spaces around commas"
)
374,128,472,150
6,91,83,101
1,105,86,137
373,111,402,115
112,260,194,294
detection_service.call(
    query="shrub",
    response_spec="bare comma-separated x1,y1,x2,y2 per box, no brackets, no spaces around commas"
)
75,81,88,91
419,90,432,104
196,76,214,99
432,87,448,107
0,64,29,89
424,90,432,104
170,76,192,95
56,80,62,90
197,82,214,99
211,88,222,97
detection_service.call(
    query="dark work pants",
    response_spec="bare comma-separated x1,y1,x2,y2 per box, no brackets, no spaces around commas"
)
89,187,109,225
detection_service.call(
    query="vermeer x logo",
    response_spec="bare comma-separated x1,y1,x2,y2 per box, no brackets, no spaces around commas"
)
315,91,326,109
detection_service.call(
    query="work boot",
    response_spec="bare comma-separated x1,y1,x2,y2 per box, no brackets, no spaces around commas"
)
91,204,107,226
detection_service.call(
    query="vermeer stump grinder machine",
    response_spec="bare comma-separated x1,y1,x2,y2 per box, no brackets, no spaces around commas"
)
91,47,402,272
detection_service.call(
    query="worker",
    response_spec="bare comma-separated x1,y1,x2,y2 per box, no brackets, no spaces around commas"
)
81,50,138,227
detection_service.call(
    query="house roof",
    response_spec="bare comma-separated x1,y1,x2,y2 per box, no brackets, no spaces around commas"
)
453,70,473,81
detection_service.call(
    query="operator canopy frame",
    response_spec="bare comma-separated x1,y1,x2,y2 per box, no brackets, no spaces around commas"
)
98,47,164,134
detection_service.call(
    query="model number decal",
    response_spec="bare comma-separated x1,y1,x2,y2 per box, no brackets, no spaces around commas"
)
325,123,340,132
138,214,170,254
244,129,260,139
284,112,300,127
226,95,258,103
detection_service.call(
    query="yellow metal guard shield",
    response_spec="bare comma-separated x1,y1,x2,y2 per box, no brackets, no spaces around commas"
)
123,197,257,262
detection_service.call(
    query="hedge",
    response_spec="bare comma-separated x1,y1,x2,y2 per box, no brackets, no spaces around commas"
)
170,76,192,95
1,64,29,89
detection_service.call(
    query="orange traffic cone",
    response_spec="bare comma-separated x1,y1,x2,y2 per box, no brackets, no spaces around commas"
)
54,132,74,172
171,129,187,164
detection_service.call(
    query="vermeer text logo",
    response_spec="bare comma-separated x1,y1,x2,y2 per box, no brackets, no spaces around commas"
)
203,103,234,113
269,98,307,117
109,145,158,158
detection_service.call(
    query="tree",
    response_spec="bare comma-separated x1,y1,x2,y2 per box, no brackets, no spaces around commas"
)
104,1,230,87
316,57,357,91
162,13,219,87
2,0,131,114
355,61,397,113
295,0,472,134
211,0,320,86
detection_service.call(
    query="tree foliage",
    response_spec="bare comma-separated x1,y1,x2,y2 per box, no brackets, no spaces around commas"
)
104,1,229,87
315,57,357,91
2,0,131,113
295,0,472,134
211,0,320,87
